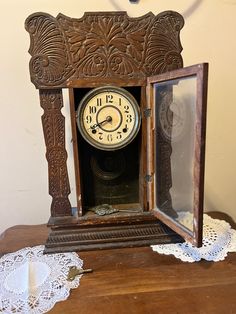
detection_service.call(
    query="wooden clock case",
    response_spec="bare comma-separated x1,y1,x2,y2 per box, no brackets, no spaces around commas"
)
25,11,207,253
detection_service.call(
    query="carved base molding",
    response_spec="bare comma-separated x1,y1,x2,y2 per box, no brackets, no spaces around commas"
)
44,220,183,253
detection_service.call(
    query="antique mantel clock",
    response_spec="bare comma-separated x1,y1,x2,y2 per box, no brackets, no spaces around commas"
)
25,11,208,253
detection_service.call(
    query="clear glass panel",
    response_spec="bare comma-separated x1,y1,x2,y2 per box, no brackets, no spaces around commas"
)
154,75,197,232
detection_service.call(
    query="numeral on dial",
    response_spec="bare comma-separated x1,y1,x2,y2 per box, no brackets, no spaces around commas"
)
97,98,102,106
86,115,92,124
117,132,122,139
124,105,129,113
89,106,97,114
107,134,113,142
126,114,132,123
106,94,113,103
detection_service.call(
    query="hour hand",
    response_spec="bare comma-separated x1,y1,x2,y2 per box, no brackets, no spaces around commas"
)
90,116,112,130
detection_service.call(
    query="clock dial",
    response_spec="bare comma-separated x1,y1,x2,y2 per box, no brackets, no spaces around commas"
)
76,86,141,150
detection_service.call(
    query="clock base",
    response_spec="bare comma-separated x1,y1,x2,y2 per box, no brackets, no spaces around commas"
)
43,219,183,254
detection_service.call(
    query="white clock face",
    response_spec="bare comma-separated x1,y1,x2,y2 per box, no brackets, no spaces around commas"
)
76,86,141,150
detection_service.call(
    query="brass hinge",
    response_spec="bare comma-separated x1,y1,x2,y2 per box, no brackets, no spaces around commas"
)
144,108,151,118
145,174,152,182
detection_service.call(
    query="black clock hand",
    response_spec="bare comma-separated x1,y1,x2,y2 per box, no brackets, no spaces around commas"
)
90,116,112,130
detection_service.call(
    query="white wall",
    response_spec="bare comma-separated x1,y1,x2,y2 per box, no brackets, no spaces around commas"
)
1,0,236,233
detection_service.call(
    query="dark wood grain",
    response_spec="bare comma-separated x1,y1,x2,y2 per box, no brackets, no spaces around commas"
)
39,89,72,217
0,212,236,314
147,63,208,247
25,11,184,89
0,224,49,256
25,10,186,253
69,88,83,216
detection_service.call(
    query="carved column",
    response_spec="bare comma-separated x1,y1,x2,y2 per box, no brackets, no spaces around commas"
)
39,89,71,217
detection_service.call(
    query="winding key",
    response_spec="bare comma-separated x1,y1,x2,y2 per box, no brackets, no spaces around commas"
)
67,266,93,281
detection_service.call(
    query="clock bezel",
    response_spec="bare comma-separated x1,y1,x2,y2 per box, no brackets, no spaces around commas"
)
76,85,141,151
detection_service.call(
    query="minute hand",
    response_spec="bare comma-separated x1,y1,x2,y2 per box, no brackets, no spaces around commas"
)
90,116,112,130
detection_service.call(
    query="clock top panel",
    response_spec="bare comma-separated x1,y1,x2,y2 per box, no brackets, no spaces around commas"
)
25,11,184,89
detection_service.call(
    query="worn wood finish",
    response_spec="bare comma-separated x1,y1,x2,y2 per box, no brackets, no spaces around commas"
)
195,63,209,245
39,89,72,216
139,85,148,210
46,211,183,252
25,10,189,252
45,219,183,253
69,88,83,216
146,80,173,212
25,11,184,89
1,212,236,314
147,63,208,246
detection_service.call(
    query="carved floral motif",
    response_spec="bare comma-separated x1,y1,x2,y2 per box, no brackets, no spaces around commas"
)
25,13,74,87
57,12,151,78
25,11,184,87
145,12,184,74
40,89,71,216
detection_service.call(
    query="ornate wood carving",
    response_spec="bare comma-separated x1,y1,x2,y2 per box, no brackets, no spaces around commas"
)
39,89,71,216
45,220,183,253
25,11,184,88
25,11,184,241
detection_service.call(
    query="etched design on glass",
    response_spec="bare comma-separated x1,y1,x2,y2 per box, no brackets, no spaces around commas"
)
154,76,197,231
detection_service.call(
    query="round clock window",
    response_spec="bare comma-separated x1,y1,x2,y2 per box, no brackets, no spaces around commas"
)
76,86,141,150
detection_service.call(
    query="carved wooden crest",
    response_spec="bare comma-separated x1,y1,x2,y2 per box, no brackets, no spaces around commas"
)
25,11,184,88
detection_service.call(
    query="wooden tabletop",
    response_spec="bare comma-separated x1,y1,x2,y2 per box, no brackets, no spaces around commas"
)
1,212,236,314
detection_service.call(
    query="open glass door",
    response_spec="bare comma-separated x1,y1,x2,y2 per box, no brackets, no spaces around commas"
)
147,63,208,247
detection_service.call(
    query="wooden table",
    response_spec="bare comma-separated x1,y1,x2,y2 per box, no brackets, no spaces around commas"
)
1,212,236,314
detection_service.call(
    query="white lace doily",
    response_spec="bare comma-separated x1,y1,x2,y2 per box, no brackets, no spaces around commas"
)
152,213,236,262
0,245,83,313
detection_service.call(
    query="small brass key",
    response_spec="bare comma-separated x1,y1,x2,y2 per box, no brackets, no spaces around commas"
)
67,266,93,281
